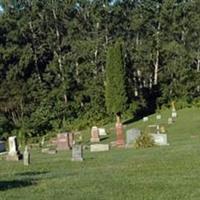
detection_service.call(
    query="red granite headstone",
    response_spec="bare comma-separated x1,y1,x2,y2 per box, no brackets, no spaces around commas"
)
115,114,125,148
56,133,74,151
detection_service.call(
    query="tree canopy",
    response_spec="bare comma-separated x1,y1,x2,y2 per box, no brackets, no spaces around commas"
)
0,0,199,139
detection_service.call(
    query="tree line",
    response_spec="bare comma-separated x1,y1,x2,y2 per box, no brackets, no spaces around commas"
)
0,0,199,139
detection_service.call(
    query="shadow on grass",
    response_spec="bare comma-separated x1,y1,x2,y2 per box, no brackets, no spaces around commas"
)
100,136,109,141
0,179,36,191
15,171,49,177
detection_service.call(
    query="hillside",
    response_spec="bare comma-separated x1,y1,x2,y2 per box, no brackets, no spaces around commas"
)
0,107,200,200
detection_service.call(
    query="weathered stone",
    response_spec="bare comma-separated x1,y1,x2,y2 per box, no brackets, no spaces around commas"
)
23,146,30,166
168,118,173,124
115,122,125,147
90,126,100,143
126,128,141,147
90,144,109,152
56,133,74,151
6,136,22,161
98,128,107,136
156,115,161,120
143,117,149,122
71,144,83,161
151,133,169,146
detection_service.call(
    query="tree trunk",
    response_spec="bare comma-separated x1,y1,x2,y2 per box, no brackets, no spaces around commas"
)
154,50,159,85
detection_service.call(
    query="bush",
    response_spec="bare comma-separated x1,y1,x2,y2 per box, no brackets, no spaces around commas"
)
134,133,155,149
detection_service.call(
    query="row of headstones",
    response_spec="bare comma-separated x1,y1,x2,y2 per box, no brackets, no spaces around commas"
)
143,108,177,124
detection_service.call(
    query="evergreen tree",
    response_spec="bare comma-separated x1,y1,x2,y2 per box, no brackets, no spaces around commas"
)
105,41,127,115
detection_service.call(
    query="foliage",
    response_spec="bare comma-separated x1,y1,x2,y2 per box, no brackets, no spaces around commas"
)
105,41,127,114
0,0,199,137
134,133,155,149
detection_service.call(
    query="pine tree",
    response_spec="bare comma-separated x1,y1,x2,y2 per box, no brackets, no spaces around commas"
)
105,41,127,115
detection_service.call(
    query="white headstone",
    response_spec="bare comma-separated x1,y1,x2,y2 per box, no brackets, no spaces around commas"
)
172,111,177,118
6,136,21,161
90,144,109,152
168,118,173,124
98,128,107,136
151,134,169,146
143,117,149,122
8,136,18,155
156,115,161,120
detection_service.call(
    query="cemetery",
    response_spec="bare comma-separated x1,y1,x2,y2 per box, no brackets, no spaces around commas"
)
0,107,200,200
0,1,200,199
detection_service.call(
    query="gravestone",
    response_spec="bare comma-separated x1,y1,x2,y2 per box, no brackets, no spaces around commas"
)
171,111,177,122
71,144,83,161
98,128,107,136
115,122,125,147
151,133,168,146
126,128,141,147
0,141,6,152
23,145,30,166
143,117,149,122
90,144,109,152
168,117,173,124
56,133,74,151
156,115,161,120
90,126,100,143
6,136,22,161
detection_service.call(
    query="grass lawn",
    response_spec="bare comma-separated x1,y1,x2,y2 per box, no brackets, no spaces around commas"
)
1,107,200,200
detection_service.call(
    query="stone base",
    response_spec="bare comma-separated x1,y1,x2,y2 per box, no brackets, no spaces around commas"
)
116,140,125,148
90,138,100,143
90,144,109,152
71,158,83,161
6,153,22,161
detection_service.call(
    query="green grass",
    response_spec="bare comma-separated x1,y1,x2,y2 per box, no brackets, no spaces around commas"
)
1,107,200,200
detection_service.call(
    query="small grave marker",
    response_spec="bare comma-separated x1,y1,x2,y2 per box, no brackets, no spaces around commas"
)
151,134,169,146
90,144,109,152
71,144,83,161
23,146,30,166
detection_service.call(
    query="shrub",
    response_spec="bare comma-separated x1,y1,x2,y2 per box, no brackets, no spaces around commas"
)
134,133,155,149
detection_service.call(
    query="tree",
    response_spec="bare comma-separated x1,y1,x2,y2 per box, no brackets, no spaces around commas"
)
105,41,127,116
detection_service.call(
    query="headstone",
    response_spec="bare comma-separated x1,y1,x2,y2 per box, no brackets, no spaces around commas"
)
90,126,100,143
6,136,22,161
143,117,149,122
23,145,30,166
90,144,109,152
98,128,107,136
0,141,6,152
56,133,74,151
151,133,169,146
48,149,57,154
156,115,161,120
71,144,83,161
171,111,177,122
115,122,125,147
168,117,173,124
126,128,141,147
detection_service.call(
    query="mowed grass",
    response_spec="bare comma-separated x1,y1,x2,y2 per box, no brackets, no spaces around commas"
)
1,107,200,200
